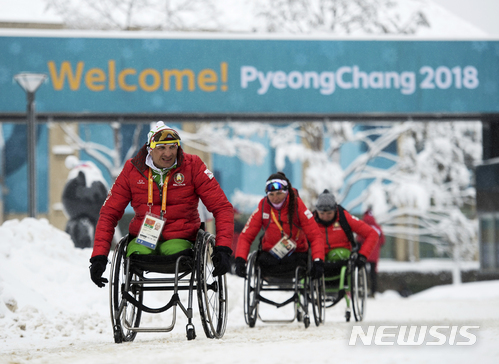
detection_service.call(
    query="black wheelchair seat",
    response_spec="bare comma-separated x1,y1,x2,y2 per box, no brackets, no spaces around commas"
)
257,251,308,280
129,249,194,274
324,260,349,277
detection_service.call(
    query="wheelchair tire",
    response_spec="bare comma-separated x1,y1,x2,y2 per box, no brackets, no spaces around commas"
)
310,277,326,326
109,237,142,343
196,231,228,339
303,315,310,328
243,251,259,328
351,264,367,322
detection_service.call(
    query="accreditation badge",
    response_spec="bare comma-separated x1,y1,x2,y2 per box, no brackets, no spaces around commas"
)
270,236,297,259
136,212,165,249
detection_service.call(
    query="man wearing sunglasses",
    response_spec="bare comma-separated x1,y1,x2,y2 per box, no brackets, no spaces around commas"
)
89,121,234,288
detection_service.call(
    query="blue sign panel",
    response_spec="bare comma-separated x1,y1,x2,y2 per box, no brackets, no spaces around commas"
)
1,33,499,114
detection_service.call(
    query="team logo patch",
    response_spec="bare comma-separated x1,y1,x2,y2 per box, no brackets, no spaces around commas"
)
304,209,313,219
204,168,214,179
174,173,185,184
137,179,145,184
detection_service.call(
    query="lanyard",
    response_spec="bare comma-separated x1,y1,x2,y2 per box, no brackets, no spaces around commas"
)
270,209,285,234
270,208,301,240
148,168,170,217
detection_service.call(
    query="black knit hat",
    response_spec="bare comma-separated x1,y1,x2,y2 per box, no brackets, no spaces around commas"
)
315,189,337,211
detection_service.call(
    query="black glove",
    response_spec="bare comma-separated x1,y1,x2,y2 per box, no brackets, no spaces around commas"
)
211,246,233,277
89,255,109,288
235,257,247,278
310,259,324,279
350,252,367,267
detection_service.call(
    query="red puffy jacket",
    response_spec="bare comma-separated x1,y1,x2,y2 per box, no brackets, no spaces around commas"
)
314,208,379,259
358,210,385,262
91,145,234,258
236,193,324,261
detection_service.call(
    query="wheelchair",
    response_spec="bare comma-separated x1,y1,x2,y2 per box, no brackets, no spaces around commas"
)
243,250,324,329
109,229,228,343
321,258,368,322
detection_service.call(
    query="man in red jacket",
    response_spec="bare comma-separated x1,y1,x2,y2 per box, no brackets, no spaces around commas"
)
89,121,234,288
313,190,379,270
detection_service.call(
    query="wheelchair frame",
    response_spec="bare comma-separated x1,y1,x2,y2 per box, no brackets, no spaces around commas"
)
109,229,228,343
322,260,367,322
243,250,323,329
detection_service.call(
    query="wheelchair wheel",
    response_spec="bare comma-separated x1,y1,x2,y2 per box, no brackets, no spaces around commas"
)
196,232,228,339
310,276,326,326
244,251,259,328
109,237,142,343
351,264,367,322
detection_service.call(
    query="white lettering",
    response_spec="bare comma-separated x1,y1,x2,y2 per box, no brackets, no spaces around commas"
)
320,72,335,95
241,66,257,88
374,326,397,346
401,72,416,95
336,66,352,89
427,326,448,345
349,326,375,345
369,71,384,89
397,326,427,345
272,71,287,89
257,71,274,95
457,326,479,346
350,325,479,346
288,71,303,89
239,65,473,96
304,71,319,89
449,325,458,345
353,66,369,89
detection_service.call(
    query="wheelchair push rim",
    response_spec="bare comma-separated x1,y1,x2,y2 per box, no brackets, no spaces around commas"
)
243,251,259,327
310,276,326,326
109,237,142,343
196,231,228,339
350,264,367,322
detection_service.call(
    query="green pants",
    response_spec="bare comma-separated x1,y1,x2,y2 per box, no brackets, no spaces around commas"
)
126,238,193,257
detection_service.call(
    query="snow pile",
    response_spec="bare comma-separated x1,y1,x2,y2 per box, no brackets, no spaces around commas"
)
0,218,109,343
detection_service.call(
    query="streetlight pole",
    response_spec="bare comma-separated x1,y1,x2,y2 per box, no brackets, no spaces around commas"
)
13,72,47,218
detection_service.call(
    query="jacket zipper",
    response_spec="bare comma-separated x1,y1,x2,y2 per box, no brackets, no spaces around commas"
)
325,225,332,250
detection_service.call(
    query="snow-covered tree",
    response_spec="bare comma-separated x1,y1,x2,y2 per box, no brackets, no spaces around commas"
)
44,0,441,34
45,0,220,31
197,121,480,273
250,0,430,34
60,122,145,179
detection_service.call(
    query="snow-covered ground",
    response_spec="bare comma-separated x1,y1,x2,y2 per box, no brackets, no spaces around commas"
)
1,218,498,364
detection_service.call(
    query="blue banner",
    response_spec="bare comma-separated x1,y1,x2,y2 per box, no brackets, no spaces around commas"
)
1,34,499,114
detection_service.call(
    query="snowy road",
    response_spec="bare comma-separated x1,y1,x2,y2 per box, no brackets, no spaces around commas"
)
2,276,499,364
1,219,498,364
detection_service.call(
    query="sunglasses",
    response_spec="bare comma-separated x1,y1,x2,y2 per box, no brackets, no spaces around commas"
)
149,129,180,149
265,179,289,193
